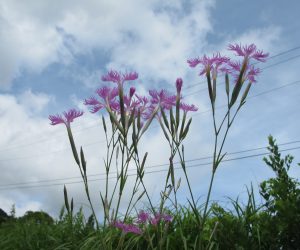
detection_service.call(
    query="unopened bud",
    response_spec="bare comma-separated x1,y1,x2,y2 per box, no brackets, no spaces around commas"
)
176,78,183,94
129,87,136,98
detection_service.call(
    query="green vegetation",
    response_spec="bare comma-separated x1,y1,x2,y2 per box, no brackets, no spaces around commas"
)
1,136,299,250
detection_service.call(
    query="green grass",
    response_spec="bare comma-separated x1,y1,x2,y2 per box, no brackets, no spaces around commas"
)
0,197,299,250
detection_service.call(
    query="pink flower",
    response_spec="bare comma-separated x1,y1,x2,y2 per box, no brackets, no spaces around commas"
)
247,65,261,83
84,97,103,113
228,43,269,62
161,213,173,223
137,210,150,224
187,58,201,68
113,221,142,235
187,53,230,77
149,89,176,110
135,95,152,121
49,109,83,127
84,86,119,113
180,103,198,113
96,86,119,100
122,94,140,114
101,70,138,86
150,213,173,225
150,214,161,226
228,60,261,83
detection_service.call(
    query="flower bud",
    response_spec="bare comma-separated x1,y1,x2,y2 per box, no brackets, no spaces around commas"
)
129,87,136,98
176,78,183,94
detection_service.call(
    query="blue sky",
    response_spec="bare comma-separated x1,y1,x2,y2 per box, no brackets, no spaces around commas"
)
0,0,300,218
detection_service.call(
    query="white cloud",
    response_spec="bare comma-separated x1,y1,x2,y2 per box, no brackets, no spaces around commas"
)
0,0,215,89
17,89,54,114
0,2,71,88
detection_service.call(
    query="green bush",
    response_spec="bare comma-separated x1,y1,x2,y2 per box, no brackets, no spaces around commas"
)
259,135,300,249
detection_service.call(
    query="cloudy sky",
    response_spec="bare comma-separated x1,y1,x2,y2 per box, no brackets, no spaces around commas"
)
0,0,300,219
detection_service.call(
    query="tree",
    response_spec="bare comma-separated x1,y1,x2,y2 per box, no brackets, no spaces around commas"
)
0,208,9,224
20,211,54,225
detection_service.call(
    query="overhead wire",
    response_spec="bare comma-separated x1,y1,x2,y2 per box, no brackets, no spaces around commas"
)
0,146,299,191
0,139,300,189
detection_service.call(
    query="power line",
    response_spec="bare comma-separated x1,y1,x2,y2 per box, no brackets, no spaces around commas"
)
262,54,300,70
265,45,300,60
192,80,300,116
0,146,299,191
1,140,300,189
1,45,300,152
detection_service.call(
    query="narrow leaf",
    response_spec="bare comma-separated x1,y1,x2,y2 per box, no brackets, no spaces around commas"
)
63,185,70,213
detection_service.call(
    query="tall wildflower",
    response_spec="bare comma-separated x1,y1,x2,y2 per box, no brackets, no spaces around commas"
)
49,109,83,127
228,43,269,62
101,70,138,87
113,221,142,235
49,109,83,165
49,108,99,228
187,43,269,237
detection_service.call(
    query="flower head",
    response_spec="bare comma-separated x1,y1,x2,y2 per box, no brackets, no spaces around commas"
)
49,109,83,127
228,60,261,83
137,210,150,224
122,94,140,114
187,53,230,78
96,86,119,100
149,89,176,110
83,97,103,113
102,70,138,86
161,213,173,223
113,221,142,235
84,86,119,113
180,103,198,113
150,214,160,226
150,213,173,225
176,78,183,94
135,95,152,121
228,43,269,62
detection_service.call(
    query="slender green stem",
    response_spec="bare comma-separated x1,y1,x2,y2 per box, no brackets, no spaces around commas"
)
201,170,216,227
200,103,219,238
66,126,99,229
83,181,99,230
177,149,201,226
216,110,229,135
124,176,140,220
115,142,125,220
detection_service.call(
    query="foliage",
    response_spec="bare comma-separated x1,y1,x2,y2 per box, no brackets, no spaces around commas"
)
19,210,54,225
259,135,300,249
0,207,97,250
